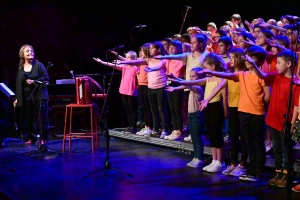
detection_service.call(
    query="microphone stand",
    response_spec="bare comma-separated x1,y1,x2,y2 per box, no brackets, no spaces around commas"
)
83,50,132,178
127,25,144,51
284,28,299,200
179,6,192,34
20,66,62,160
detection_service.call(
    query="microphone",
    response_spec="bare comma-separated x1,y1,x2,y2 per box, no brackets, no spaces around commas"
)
108,45,125,51
134,24,146,28
186,6,192,9
292,21,300,30
34,80,49,85
70,70,74,79
47,62,54,68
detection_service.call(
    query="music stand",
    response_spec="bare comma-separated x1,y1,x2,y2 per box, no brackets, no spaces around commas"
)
0,83,23,146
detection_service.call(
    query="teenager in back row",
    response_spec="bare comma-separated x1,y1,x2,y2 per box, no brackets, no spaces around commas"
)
155,33,209,141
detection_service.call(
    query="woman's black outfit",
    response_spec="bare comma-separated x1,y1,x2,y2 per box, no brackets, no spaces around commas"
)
15,60,49,142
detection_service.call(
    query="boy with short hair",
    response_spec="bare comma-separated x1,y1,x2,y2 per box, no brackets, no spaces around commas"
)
217,36,233,66
248,50,299,187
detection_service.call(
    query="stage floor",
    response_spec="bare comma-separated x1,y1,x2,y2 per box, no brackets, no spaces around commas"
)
0,135,300,200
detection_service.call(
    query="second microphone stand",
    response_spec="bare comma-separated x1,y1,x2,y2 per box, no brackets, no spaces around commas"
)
83,51,132,178
21,80,62,160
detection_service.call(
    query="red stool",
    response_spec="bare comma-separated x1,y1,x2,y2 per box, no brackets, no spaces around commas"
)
62,103,99,153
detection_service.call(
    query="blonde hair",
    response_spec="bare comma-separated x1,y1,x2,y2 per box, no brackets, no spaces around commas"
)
126,51,137,59
19,44,34,68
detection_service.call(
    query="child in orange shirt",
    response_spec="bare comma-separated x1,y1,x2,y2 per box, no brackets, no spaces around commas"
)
201,46,270,181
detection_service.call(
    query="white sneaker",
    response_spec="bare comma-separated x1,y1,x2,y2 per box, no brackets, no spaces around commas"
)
222,165,236,175
184,135,192,142
143,129,153,137
203,160,216,171
188,158,204,168
160,130,168,139
186,158,196,167
169,131,181,141
294,143,300,150
207,161,224,173
136,128,146,136
164,131,175,140
229,164,246,177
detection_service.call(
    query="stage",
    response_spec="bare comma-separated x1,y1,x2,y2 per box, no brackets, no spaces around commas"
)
0,132,300,200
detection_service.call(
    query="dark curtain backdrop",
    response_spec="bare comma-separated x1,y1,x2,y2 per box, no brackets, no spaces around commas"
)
0,0,298,127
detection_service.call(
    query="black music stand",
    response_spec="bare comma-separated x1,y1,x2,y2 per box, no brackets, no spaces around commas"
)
0,83,23,146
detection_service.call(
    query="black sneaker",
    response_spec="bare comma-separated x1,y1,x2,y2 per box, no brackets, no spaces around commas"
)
122,127,131,133
240,174,261,182
151,130,160,136
245,175,259,182
125,128,137,134
239,174,248,181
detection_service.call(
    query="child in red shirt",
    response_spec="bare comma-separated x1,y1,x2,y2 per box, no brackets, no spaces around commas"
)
249,50,299,187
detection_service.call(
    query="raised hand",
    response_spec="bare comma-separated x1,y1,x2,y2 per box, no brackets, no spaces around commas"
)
165,86,175,92
294,79,300,86
144,67,152,72
110,51,118,56
269,38,287,51
243,38,256,46
257,18,265,23
242,55,256,65
197,69,212,75
258,22,270,28
166,73,177,79
93,57,103,63
244,20,253,29
26,79,34,85
198,99,209,111
168,78,180,83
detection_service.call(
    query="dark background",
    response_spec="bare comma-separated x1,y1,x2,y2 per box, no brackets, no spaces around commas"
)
0,0,299,127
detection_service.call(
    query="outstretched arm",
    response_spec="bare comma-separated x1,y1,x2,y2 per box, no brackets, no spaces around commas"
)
165,85,186,92
154,53,189,60
93,57,124,70
199,79,228,111
110,51,126,61
200,69,239,81
166,73,185,81
242,55,268,79
259,22,287,32
169,77,207,86
118,59,148,65
144,60,166,72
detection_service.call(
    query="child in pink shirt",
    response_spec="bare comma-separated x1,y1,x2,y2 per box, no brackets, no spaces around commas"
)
93,51,139,133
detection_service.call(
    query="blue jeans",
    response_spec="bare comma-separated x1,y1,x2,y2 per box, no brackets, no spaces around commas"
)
188,111,204,160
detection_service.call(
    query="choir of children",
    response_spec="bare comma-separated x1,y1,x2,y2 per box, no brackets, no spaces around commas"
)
94,13,300,191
